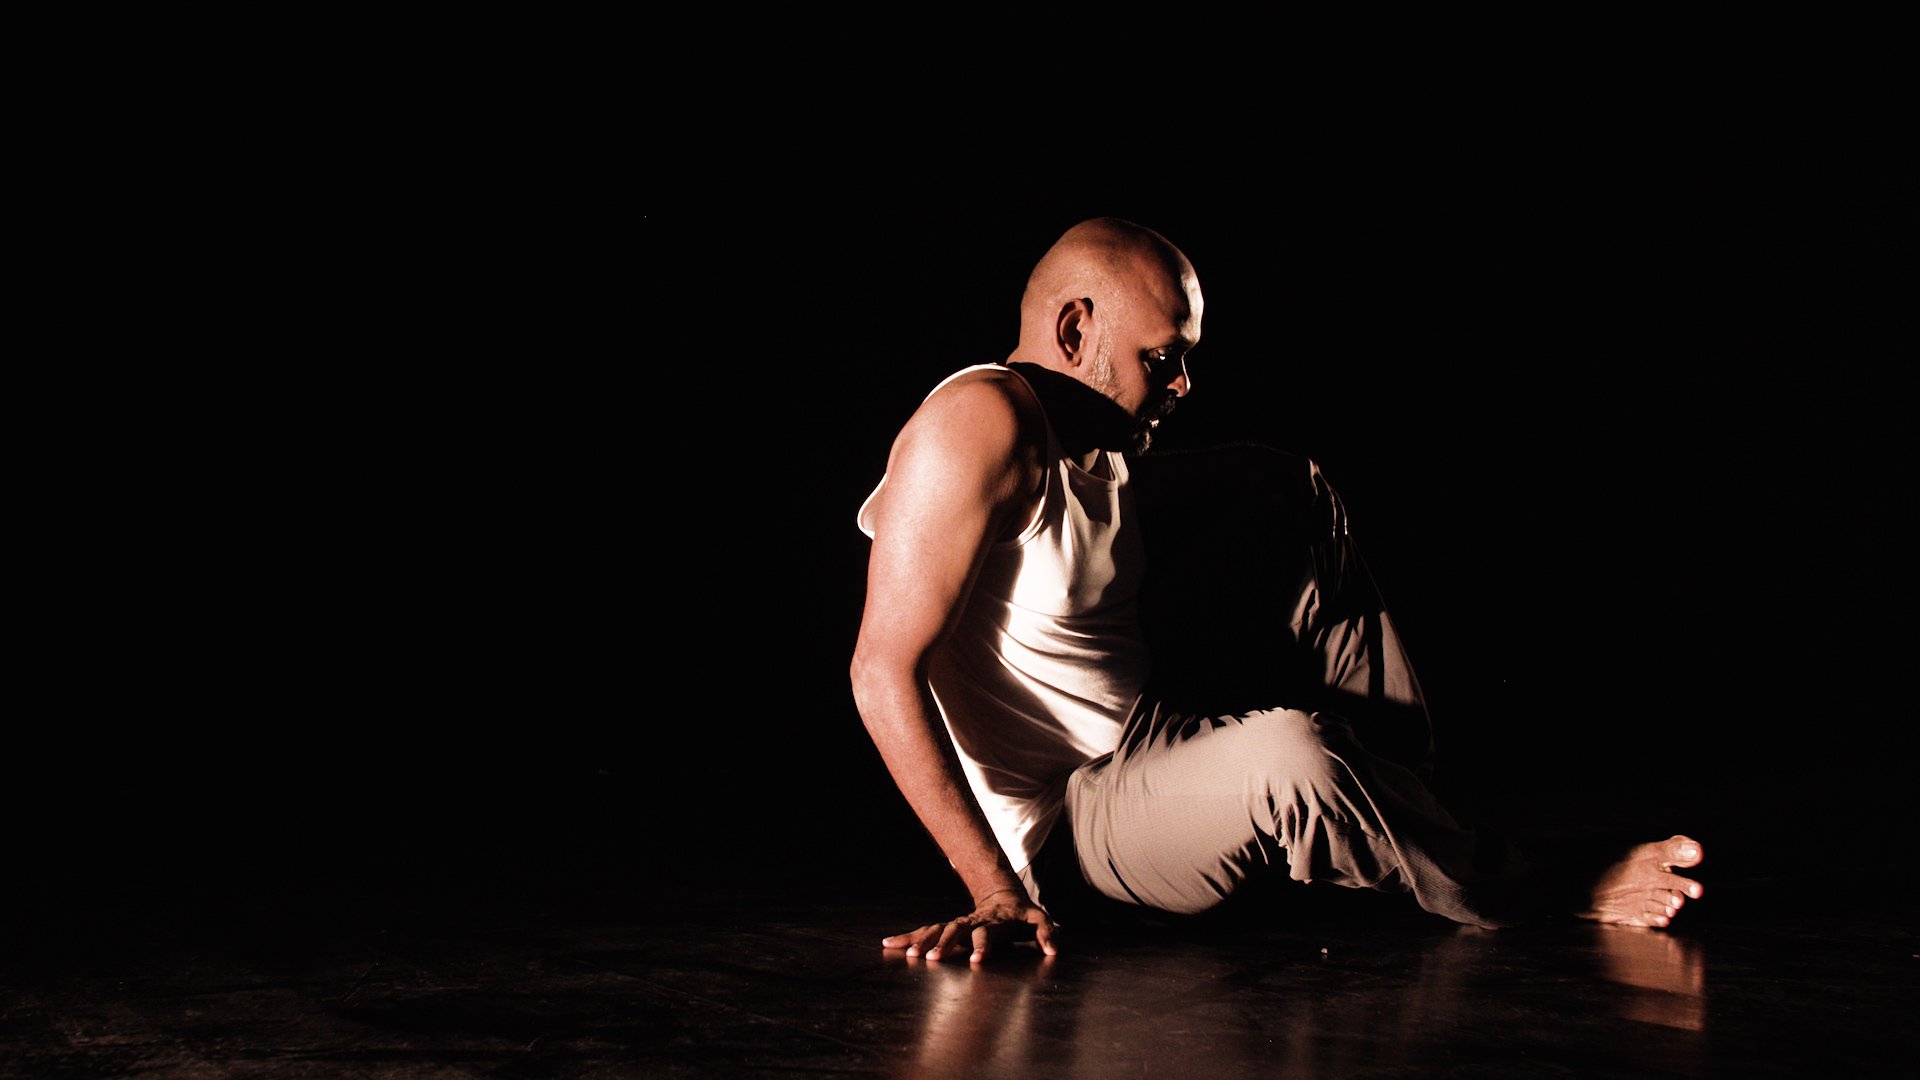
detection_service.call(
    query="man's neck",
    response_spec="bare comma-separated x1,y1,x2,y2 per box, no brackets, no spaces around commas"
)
1005,362,1136,468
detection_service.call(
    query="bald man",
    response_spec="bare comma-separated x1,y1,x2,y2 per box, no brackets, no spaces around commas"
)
850,218,1703,962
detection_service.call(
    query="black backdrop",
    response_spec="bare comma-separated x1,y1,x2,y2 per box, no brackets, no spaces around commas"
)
19,119,1912,909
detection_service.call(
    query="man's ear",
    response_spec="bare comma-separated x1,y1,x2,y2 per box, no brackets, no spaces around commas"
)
1055,298,1094,368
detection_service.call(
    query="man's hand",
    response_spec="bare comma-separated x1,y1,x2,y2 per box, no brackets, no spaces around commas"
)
881,889,1058,963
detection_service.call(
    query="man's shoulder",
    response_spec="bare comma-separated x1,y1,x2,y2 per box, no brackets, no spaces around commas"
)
898,365,1046,461
921,364,1039,414
861,366,1048,539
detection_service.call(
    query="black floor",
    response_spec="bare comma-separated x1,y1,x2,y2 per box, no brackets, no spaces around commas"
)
5,762,1915,1079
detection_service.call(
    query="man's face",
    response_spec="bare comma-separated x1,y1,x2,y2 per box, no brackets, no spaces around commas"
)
1086,266,1202,453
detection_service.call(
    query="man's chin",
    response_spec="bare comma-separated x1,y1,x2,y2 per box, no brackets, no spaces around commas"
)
1130,416,1163,455
1130,402,1176,454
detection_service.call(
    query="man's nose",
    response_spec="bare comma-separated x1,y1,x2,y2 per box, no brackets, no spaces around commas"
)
1167,356,1192,397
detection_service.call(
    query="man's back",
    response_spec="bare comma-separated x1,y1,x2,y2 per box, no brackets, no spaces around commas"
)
859,363,1149,874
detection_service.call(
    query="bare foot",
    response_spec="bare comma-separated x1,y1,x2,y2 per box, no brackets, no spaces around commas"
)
1574,835,1704,928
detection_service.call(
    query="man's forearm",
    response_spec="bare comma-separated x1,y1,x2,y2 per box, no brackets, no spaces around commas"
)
852,671,1027,905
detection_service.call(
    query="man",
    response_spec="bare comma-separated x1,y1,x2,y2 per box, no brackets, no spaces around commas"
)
849,218,1703,963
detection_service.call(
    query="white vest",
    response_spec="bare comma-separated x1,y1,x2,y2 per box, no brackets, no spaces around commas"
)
858,364,1148,871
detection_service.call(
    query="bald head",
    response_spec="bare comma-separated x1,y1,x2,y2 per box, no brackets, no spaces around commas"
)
1016,218,1201,357
1006,218,1203,453
1006,212,1198,380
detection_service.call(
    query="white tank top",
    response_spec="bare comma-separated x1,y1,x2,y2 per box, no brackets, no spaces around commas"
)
857,364,1148,871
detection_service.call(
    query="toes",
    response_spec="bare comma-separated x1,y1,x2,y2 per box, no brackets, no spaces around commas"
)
1662,835,1703,868
1645,888,1689,927
1657,870,1704,900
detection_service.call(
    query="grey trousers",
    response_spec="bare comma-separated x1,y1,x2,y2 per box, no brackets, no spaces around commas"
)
1020,446,1538,930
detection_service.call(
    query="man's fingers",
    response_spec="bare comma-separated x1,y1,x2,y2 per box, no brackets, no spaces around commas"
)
884,906,1057,963
885,925,941,955
926,920,966,962
1034,917,1058,957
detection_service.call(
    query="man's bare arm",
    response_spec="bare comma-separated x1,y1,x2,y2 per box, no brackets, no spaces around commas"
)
849,374,1056,962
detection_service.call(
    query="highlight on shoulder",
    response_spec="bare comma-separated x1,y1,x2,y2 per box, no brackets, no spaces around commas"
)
861,364,1048,542
902,364,1044,461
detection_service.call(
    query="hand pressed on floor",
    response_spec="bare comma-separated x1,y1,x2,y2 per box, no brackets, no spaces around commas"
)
881,890,1058,963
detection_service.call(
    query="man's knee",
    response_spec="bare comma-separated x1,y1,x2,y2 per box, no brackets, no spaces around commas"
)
1229,708,1356,804
1231,709,1400,887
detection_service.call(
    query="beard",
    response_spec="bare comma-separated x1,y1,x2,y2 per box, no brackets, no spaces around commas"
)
1131,392,1178,454
1088,343,1178,454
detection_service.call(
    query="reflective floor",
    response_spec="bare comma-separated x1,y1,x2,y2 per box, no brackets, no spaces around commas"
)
4,787,1915,1079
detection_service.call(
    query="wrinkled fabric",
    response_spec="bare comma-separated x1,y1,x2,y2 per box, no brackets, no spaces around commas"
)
1021,445,1539,929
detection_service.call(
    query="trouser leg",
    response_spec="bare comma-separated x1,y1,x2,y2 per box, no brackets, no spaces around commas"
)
1063,701,1541,929
1066,444,1543,927
1131,444,1435,774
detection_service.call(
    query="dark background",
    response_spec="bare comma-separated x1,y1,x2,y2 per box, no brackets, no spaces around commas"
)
17,112,1912,917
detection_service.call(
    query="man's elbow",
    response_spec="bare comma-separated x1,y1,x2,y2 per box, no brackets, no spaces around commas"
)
848,649,885,716
848,652,871,707
848,646,921,724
